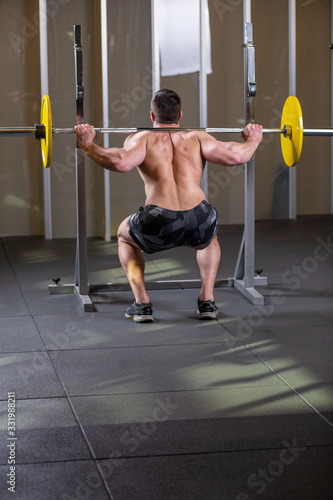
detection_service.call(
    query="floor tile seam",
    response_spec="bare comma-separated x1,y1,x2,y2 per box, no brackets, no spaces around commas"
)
223,330,333,343
250,230,326,265
0,341,236,355
307,268,333,281
89,308,201,314
141,254,177,279
218,308,333,327
30,312,98,319
45,352,103,466
89,299,333,313
0,314,33,318
48,392,115,499
95,462,116,500
0,241,33,317
257,290,332,300
0,349,49,355
65,383,289,399
44,380,115,499
4,383,296,403
0,309,51,354
0,348,60,358
219,321,333,406
30,305,210,315
44,341,243,353
237,343,333,430
266,297,333,306
0,314,32,319
1,442,332,468
259,308,333,318
46,339,244,353
0,458,107,467
94,443,333,462
0,395,69,403
232,224,285,249
261,248,333,275
262,286,333,297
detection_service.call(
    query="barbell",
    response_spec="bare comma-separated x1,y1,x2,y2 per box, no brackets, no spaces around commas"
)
0,94,332,168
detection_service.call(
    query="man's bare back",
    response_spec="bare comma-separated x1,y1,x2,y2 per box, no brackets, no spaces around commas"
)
76,124,262,211
127,130,206,210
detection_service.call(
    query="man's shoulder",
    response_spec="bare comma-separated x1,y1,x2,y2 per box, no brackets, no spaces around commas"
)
124,129,213,147
125,130,150,144
189,130,214,142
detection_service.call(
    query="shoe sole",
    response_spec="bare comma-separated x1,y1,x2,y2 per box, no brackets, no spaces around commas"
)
125,313,154,323
197,310,218,320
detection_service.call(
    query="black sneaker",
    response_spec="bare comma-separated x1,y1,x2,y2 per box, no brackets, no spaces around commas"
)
125,301,154,323
197,299,218,320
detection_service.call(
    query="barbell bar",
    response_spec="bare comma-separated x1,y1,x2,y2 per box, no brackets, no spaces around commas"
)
0,95,332,168
53,127,333,136
53,127,287,135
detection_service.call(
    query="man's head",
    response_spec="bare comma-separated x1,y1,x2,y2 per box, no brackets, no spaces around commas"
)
150,89,182,124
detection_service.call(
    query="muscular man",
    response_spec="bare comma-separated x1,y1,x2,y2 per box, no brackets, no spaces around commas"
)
75,89,263,323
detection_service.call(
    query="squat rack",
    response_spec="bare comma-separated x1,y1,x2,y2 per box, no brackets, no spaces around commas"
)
48,1,269,311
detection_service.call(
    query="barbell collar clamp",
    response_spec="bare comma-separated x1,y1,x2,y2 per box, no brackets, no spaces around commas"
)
282,125,292,138
35,123,45,140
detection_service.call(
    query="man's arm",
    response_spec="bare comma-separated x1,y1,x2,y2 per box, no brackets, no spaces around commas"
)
75,124,147,172
199,123,263,166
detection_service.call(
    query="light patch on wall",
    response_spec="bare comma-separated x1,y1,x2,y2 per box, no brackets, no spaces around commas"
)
158,0,212,76
301,0,318,7
3,194,39,212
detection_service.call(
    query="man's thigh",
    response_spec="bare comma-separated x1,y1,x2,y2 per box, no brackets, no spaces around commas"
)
117,216,140,248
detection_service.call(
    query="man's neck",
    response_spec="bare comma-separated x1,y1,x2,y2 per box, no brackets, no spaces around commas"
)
153,122,180,128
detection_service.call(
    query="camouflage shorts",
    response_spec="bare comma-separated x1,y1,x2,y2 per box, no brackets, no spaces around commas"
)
128,200,219,254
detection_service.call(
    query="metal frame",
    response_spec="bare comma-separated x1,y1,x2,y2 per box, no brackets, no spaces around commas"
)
331,0,333,214
151,0,161,94
101,0,111,241
73,25,93,309
39,0,52,239
288,0,297,219
49,3,268,311
49,25,93,311
200,0,208,197
233,11,267,306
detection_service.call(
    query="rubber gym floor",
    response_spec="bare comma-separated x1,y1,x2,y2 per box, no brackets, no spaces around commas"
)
1,215,332,500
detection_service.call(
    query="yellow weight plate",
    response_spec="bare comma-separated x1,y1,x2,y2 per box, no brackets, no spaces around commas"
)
281,96,303,167
40,95,52,168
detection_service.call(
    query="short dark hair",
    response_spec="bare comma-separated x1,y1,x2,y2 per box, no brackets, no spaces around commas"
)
151,89,182,124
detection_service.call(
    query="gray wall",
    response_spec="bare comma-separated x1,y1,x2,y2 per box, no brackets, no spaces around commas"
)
0,0,331,237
